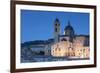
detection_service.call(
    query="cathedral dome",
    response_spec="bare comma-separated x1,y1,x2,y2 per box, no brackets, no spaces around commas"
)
55,18,59,22
64,21,75,42
64,21,74,32
64,24,74,32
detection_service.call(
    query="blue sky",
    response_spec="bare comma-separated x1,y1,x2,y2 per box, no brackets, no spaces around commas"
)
21,10,89,43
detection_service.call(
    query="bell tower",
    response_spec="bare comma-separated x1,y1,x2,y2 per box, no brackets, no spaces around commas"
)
54,18,60,43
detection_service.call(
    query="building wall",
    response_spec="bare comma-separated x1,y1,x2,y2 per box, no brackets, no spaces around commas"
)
45,44,51,55
82,47,90,58
51,41,70,57
73,36,90,58
74,46,90,58
51,36,90,58
73,36,86,46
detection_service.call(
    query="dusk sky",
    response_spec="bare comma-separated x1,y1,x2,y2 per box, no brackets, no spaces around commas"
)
21,10,89,43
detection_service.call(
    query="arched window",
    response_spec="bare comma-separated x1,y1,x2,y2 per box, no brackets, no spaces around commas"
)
55,28,57,32
83,49,85,53
55,48,57,51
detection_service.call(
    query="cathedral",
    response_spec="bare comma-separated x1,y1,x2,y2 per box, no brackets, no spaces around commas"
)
51,18,89,58
21,18,90,62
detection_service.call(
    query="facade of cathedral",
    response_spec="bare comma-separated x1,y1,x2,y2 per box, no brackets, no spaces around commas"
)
21,18,89,62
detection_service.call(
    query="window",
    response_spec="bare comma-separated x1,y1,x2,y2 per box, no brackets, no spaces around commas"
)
55,28,57,32
55,48,57,51
58,48,60,51
83,49,85,53
55,23,57,26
